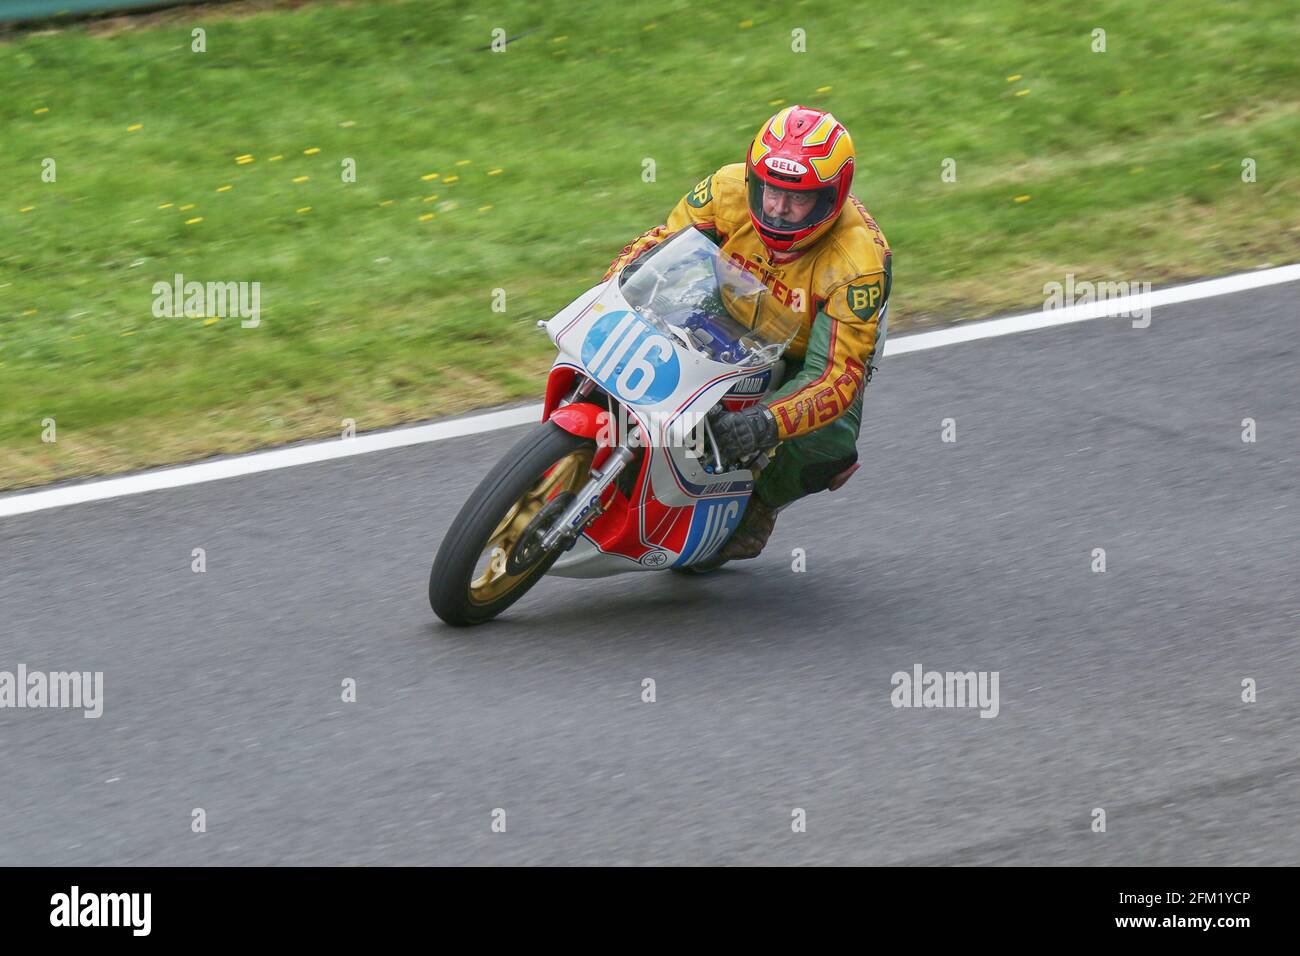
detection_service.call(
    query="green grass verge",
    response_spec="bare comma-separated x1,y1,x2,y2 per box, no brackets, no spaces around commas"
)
2,0,1298,489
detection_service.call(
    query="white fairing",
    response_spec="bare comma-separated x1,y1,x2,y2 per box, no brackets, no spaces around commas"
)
543,278,772,578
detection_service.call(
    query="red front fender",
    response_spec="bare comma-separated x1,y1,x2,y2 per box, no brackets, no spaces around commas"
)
548,401,617,471
548,401,606,440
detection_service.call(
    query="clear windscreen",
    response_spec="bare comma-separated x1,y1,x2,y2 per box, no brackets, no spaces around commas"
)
617,227,801,367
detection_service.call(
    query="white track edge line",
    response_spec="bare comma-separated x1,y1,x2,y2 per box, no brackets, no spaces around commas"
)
4,263,1298,518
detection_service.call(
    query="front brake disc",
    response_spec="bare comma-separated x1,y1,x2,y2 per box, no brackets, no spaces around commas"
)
505,491,576,575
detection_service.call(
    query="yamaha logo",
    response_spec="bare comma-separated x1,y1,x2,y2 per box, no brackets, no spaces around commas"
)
728,371,771,395
765,156,808,176
640,550,669,567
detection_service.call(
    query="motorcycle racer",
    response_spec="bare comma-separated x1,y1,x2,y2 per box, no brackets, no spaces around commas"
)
603,106,892,561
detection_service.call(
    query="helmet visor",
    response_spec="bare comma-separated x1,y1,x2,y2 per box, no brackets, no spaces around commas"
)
747,176,837,235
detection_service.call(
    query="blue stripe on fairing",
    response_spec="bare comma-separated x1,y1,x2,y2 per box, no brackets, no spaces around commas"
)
673,495,748,566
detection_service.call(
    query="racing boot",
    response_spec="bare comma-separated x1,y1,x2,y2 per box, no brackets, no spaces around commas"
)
717,494,778,561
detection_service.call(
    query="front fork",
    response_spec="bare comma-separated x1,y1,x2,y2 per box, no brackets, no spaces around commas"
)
538,444,636,552
539,373,638,552
539,373,783,553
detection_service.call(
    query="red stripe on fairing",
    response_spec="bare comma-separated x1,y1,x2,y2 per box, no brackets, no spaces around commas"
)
673,366,753,417
644,498,671,537
553,289,605,348
633,442,696,555
661,502,692,551
641,484,692,553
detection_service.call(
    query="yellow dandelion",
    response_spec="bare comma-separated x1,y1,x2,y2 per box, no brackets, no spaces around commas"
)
304,147,321,155
455,160,471,166
1209,163,1223,170
217,185,233,192
158,202,173,209
204,318,220,326
293,176,309,183
443,175,460,184
379,199,395,207
816,86,832,93
739,19,754,28
34,107,50,115
551,36,568,43
423,195,439,202
121,330,136,336
479,204,494,212
185,217,204,224
487,168,503,176
180,204,196,211
23,309,38,316
127,123,143,132
421,173,440,181
769,99,786,106
1013,195,1031,203
419,213,435,222
20,206,35,213
269,155,284,162
235,154,254,164
297,206,312,214
1006,74,1022,82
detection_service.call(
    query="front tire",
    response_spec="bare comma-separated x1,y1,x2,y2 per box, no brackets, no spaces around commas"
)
430,423,595,626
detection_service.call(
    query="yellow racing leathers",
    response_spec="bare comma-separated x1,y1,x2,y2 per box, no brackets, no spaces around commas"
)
604,162,891,509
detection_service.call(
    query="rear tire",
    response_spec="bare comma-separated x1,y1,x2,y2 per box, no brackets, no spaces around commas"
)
430,423,595,626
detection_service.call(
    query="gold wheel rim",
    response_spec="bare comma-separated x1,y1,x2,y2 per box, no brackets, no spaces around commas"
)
468,447,593,605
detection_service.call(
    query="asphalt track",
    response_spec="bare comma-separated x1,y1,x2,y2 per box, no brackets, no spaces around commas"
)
1,282,1296,865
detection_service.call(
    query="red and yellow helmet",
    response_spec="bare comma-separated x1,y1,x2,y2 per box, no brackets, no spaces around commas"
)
745,105,855,253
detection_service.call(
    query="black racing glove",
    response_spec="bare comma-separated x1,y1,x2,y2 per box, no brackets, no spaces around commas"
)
710,404,779,462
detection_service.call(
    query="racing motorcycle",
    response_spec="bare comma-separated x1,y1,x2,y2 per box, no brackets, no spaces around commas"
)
430,226,811,626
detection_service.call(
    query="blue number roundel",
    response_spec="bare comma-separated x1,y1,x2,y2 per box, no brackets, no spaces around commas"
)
580,310,681,405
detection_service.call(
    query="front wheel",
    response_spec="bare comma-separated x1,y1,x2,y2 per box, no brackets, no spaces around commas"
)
430,423,595,626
